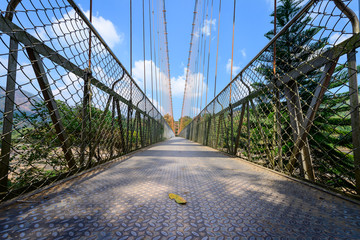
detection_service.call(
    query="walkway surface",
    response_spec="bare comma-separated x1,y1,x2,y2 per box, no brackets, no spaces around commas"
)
1,137,360,239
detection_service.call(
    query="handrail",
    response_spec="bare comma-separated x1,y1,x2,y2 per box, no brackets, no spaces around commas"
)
5,0,21,20
4,0,168,122
0,13,158,121
66,0,163,119
181,0,360,132
0,0,175,202
179,0,360,197
333,0,359,34
191,0,318,119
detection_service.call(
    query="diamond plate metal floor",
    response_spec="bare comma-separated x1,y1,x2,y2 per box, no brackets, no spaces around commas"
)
1,137,360,239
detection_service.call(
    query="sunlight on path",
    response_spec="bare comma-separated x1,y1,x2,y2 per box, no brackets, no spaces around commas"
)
0,137,359,239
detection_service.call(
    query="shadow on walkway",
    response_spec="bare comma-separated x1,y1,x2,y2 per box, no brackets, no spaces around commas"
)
0,137,359,239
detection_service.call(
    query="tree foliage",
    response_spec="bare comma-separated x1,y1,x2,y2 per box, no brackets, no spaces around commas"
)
179,116,192,131
254,0,357,191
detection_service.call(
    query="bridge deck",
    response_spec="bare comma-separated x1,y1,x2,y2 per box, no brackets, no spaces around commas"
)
0,137,359,239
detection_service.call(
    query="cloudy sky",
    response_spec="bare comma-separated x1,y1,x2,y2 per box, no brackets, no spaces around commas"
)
1,0,359,121
63,0,286,120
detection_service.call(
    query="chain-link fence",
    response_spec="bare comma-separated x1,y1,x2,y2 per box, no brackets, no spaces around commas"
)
0,0,174,202
179,0,360,197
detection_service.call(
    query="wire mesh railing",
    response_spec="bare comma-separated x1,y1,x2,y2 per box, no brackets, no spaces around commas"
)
0,0,174,202
179,0,360,197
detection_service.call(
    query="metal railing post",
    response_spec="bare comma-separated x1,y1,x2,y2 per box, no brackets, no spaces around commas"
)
0,37,18,195
0,0,22,197
333,0,360,195
348,51,360,194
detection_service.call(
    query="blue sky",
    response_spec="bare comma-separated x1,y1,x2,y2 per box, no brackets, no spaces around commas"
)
1,0,359,121
71,0,282,120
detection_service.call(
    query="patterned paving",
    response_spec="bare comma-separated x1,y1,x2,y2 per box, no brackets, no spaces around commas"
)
0,137,360,239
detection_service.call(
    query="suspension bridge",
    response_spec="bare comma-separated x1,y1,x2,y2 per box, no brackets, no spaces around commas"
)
0,0,360,238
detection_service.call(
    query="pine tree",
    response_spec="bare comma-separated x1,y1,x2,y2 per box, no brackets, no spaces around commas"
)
255,0,357,192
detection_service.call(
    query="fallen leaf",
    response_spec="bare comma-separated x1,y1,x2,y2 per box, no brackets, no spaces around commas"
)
168,193,187,204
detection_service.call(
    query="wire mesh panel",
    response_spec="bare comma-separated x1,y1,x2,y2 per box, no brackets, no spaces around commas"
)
0,0,174,202
180,0,360,197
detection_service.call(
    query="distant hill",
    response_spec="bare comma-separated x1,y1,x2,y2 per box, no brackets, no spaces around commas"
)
0,88,42,119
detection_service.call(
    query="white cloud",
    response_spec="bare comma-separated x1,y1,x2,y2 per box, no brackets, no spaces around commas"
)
226,59,240,77
265,0,274,9
329,33,351,45
29,26,49,41
132,60,164,89
132,59,174,110
201,19,216,37
193,31,200,39
52,8,123,49
0,57,38,88
0,56,8,76
185,70,207,99
191,106,201,114
171,69,186,97
84,10,124,48
180,68,208,118
241,48,246,58
52,72,83,106
8,63,37,88
151,98,165,115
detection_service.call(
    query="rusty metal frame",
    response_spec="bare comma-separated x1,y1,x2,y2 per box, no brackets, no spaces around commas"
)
0,0,174,199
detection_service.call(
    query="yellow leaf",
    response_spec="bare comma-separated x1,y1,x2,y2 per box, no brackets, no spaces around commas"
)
168,193,176,199
168,193,187,204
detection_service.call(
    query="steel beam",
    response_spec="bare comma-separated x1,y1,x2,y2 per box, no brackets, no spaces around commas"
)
26,48,76,170
233,103,246,156
287,58,338,176
347,50,360,194
0,37,18,194
0,15,159,122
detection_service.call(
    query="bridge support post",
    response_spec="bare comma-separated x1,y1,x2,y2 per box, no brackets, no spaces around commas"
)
26,48,76,170
229,104,234,154
274,84,283,170
142,114,146,147
205,114,211,146
134,111,139,149
215,113,223,150
147,117,151,145
246,102,251,161
233,103,246,156
127,104,133,152
286,59,338,181
348,50,360,194
284,81,307,178
250,99,274,167
109,99,116,158
223,113,230,152
137,111,144,148
0,37,18,195
81,69,92,167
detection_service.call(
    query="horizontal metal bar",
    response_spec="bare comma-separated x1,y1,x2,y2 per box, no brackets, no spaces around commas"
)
182,0,360,135
205,33,360,118
66,0,148,100
203,0,318,108
333,0,360,34
67,0,172,125
26,47,76,169
0,14,158,121
236,0,317,80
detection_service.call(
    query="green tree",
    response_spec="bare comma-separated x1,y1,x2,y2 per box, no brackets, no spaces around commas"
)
163,113,173,128
179,116,192,132
256,0,357,192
